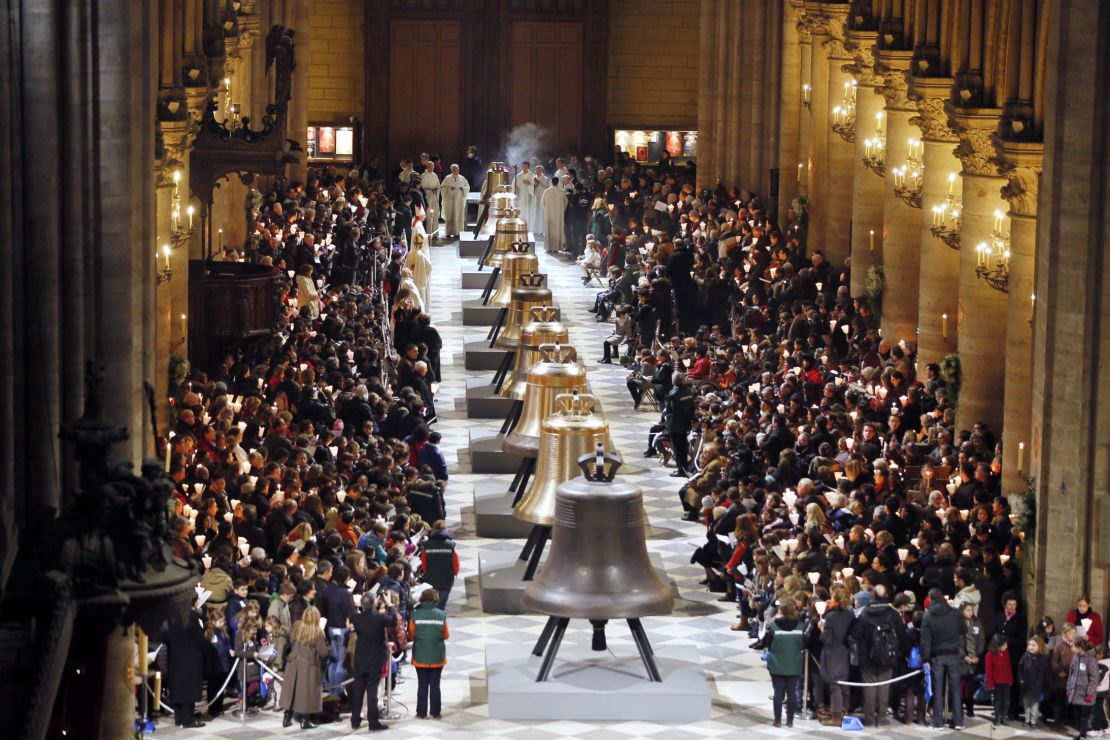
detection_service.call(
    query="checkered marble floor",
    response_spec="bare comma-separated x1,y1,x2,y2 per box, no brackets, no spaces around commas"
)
158,236,1053,738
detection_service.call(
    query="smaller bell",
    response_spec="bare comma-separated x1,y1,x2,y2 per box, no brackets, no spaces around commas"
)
488,185,517,220
488,241,538,308
499,305,568,400
494,272,551,350
483,207,529,269
502,343,587,458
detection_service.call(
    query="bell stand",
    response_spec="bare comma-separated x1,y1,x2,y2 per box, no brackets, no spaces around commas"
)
491,349,517,392
480,266,501,304
518,523,551,581
530,617,662,683
475,234,496,270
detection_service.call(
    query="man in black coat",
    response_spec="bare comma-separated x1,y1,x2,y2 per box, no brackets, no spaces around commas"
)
164,600,208,728
348,594,393,731
665,373,696,478
920,587,968,729
850,584,908,728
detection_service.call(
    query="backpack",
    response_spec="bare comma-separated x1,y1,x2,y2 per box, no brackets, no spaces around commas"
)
867,619,900,668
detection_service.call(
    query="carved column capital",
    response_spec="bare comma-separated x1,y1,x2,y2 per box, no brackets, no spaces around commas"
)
875,65,913,111
910,96,959,143
996,142,1044,217
844,33,882,86
951,126,1002,178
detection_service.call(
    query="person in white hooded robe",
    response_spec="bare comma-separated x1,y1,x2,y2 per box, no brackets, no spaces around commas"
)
530,164,550,235
540,176,569,253
512,161,536,230
405,231,433,311
440,164,469,237
418,166,441,239
398,267,425,313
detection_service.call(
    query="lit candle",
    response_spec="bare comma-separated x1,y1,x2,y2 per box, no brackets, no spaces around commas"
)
186,204,194,229
948,172,956,196
869,229,875,253
153,672,162,711
942,313,948,341
138,628,149,681
218,228,223,249
162,244,171,271
1017,442,1025,473
164,441,171,472
180,313,187,339
797,162,803,183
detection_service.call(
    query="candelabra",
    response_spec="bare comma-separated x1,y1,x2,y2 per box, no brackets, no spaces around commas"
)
862,111,885,177
929,173,962,250
168,169,196,247
802,83,811,110
830,81,857,143
974,210,1011,292
892,139,923,208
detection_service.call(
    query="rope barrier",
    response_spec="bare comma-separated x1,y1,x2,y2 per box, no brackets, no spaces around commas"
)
253,658,356,692
837,669,923,687
204,658,241,709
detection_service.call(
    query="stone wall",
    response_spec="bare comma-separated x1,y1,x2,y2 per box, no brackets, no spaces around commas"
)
607,0,700,130
307,0,366,123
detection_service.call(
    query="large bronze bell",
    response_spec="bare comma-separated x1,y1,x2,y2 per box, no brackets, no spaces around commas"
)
502,343,587,457
499,305,568,400
493,272,551,351
488,241,538,308
483,207,529,269
521,451,674,683
488,185,517,220
514,393,610,528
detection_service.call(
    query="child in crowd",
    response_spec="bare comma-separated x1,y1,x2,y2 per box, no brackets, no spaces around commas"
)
203,611,233,717
1019,635,1050,727
985,633,1014,726
234,610,264,707
1069,639,1101,740
1091,644,1110,735
261,615,288,708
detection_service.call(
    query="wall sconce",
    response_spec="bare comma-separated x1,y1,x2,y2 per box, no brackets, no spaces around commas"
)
862,112,886,177
892,138,923,208
802,83,812,109
831,80,857,143
930,172,962,249
974,210,1011,292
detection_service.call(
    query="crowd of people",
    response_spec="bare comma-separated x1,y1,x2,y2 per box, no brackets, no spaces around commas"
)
149,143,1108,739
157,161,461,732
562,150,1110,738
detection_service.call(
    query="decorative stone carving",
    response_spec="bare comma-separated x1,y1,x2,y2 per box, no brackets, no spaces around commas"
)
911,97,958,143
996,152,1043,218
824,35,853,60
952,127,1002,178
875,63,913,111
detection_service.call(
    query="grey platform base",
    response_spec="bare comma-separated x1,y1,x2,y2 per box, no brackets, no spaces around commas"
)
465,379,517,419
462,299,503,326
473,483,532,538
486,643,710,721
462,270,495,290
468,429,524,474
464,340,509,371
458,232,493,257
478,548,676,615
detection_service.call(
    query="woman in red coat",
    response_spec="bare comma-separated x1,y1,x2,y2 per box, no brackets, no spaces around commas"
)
1068,596,1105,648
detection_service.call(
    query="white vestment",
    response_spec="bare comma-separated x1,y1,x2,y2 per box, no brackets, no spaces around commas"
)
405,241,434,311
540,184,568,253
419,170,441,238
512,171,537,230
440,173,470,236
531,174,550,234
398,275,425,313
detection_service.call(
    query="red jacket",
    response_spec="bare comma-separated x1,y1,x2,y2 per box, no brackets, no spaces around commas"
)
985,649,1014,688
1067,609,1105,647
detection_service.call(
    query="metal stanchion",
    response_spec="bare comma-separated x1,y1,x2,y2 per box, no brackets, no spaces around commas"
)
231,654,258,719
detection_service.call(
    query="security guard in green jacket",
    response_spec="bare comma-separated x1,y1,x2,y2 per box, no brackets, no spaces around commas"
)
408,589,449,719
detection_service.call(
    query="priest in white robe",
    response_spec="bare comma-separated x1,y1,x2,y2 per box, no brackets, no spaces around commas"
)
405,232,434,311
440,164,469,237
540,176,569,253
419,167,441,239
531,165,550,235
512,161,536,229
398,267,425,313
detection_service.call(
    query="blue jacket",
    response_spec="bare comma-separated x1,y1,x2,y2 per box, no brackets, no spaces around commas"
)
415,443,449,481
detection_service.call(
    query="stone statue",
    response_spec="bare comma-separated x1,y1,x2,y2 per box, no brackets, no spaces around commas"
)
265,24,296,109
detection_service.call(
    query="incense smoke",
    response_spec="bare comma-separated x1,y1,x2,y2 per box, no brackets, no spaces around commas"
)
504,123,552,171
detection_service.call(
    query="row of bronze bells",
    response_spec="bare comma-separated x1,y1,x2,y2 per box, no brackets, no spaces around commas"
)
499,306,568,400
502,344,587,458
488,241,538,308
494,272,551,351
520,450,674,682
483,202,529,269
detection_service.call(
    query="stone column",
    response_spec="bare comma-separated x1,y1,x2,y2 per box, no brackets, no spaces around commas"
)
804,3,831,252
998,146,1041,495
910,83,961,368
876,51,921,345
951,112,1008,434
777,0,804,210
821,8,853,266
845,32,883,297
287,0,309,181
797,21,813,199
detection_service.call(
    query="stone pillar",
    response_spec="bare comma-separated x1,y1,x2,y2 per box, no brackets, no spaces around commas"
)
910,84,961,368
845,32,883,297
804,3,831,252
695,0,718,189
951,112,1008,434
998,146,1041,495
876,51,921,345
797,23,813,199
287,0,309,180
777,0,804,211
822,12,853,266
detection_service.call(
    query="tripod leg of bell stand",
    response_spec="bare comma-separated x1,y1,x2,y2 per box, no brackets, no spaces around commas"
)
532,616,558,657
481,267,500,304
476,233,494,269
627,619,662,682
522,526,550,581
535,618,569,682
487,307,508,344
510,458,535,504
492,350,515,391
500,399,524,436
518,526,541,562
